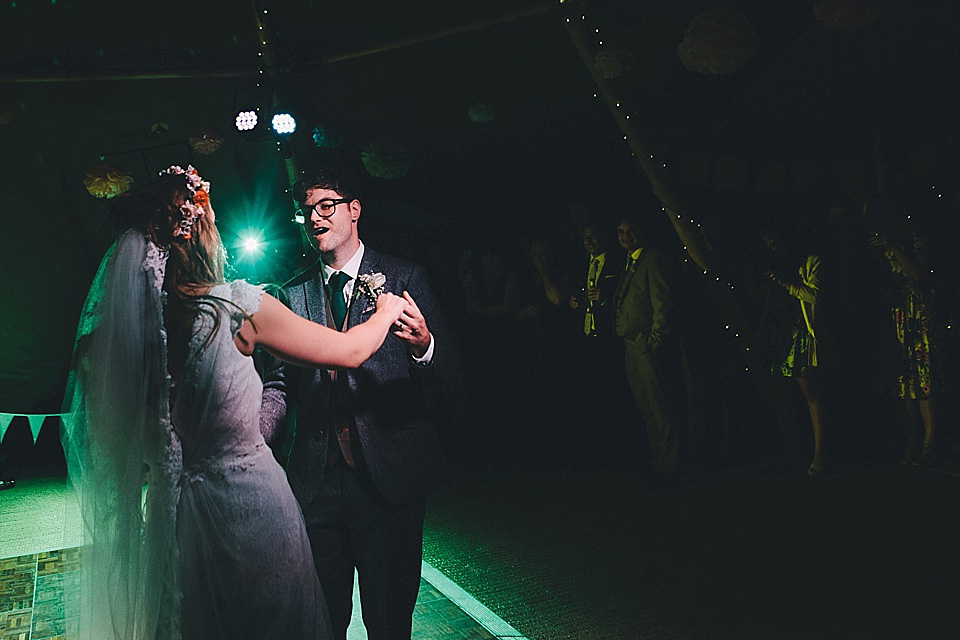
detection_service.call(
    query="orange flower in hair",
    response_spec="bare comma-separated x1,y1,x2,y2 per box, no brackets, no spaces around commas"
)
161,164,211,237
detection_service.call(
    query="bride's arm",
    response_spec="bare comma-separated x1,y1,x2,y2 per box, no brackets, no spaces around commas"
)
236,292,406,369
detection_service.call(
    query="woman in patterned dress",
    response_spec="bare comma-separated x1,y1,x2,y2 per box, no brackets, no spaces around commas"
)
868,220,944,466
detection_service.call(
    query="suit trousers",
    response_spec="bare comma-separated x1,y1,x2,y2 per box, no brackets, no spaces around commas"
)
624,344,683,477
303,459,426,640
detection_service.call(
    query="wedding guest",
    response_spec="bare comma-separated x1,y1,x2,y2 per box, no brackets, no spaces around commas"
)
614,215,686,483
756,221,833,476
569,221,631,467
261,167,459,640
866,199,945,466
62,166,409,639
570,222,624,344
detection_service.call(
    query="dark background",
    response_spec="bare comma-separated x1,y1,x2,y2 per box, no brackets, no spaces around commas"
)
2,0,959,434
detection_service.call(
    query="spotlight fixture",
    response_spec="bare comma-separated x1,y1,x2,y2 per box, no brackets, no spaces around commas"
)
235,110,258,132
271,112,296,135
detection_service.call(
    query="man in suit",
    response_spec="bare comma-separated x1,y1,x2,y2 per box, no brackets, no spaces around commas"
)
614,215,684,481
260,167,458,640
571,221,624,343
569,221,630,468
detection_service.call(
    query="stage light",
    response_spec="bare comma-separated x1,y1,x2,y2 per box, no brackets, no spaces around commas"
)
236,110,258,131
271,112,296,135
242,236,262,253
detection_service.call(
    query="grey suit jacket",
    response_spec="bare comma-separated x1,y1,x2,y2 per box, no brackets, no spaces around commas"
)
260,248,459,506
614,247,680,355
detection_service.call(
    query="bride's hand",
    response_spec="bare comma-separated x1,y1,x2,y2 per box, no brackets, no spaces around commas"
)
375,292,407,324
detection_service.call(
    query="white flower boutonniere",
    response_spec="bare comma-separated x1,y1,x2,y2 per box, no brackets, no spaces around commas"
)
355,272,387,312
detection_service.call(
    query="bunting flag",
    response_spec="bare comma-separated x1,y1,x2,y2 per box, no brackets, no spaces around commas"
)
27,415,47,442
0,412,67,443
0,414,13,441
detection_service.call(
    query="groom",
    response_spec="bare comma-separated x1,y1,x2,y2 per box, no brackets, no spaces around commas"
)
260,167,458,640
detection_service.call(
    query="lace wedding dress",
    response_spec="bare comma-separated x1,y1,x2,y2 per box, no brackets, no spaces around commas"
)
172,280,330,638
62,231,330,639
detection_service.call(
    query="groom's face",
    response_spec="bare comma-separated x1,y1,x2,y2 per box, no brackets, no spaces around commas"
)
302,187,361,256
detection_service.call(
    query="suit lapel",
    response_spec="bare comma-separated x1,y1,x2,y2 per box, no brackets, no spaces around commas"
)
615,253,639,309
304,272,331,328
347,248,382,329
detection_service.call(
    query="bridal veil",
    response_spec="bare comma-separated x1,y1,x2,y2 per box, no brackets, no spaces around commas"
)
61,229,183,639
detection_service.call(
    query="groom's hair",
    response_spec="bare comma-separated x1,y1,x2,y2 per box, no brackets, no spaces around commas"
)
293,167,359,205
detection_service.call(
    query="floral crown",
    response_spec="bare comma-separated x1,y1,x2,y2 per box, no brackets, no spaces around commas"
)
161,164,211,238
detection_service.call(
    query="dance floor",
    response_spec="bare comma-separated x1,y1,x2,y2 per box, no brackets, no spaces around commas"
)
420,456,960,640
3,452,960,639
0,476,523,640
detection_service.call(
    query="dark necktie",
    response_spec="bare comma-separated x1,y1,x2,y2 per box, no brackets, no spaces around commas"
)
326,271,350,329
325,271,356,467
584,256,601,336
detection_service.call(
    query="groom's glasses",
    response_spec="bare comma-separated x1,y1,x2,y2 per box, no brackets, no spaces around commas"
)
296,198,352,223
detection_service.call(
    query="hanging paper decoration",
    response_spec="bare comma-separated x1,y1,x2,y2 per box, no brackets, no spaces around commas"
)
361,141,411,179
592,49,635,79
312,125,344,148
677,8,760,75
188,128,224,155
83,163,133,199
0,107,14,125
467,103,495,124
813,0,878,29
0,413,13,440
27,415,45,441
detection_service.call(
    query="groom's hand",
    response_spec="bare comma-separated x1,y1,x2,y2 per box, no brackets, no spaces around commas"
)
391,291,431,358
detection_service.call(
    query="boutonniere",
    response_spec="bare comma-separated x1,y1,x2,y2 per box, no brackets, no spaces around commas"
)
355,272,387,312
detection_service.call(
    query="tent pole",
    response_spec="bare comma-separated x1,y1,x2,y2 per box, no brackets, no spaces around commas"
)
562,2,760,367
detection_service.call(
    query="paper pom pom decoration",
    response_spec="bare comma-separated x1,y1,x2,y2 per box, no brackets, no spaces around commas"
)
0,108,14,125
593,49,635,79
813,0,878,29
83,163,133,199
678,8,760,75
361,141,410,180
468,103,495,124
188,128,224,155
312,125,344,148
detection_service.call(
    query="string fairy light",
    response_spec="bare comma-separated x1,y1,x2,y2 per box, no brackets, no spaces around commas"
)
561,0,758,369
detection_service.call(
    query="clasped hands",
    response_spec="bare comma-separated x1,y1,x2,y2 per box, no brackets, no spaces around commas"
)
569,287,603,310
376,291,432,357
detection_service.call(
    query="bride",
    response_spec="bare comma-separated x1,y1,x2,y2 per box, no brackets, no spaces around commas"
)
61,165,407,639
